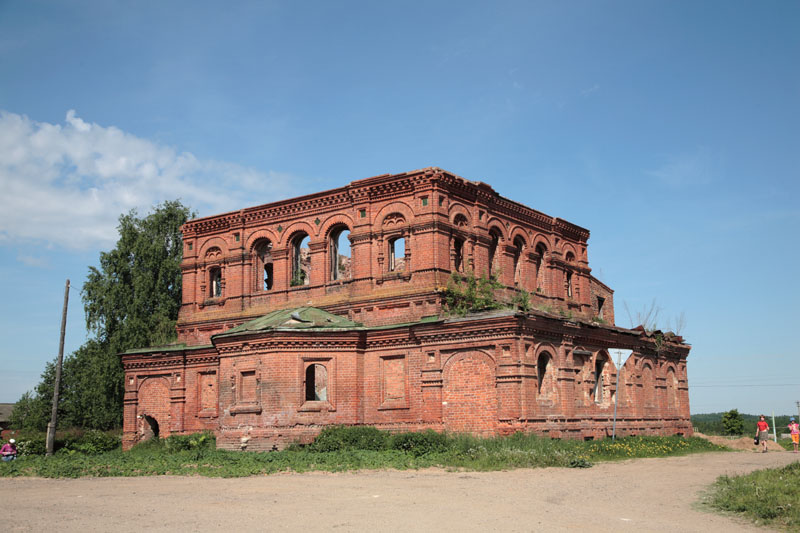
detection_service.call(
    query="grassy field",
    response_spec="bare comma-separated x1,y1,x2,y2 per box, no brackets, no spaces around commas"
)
705,461,800,529
0,428,726,479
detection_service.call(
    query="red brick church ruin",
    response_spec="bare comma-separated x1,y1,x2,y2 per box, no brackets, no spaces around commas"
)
122,168,692,450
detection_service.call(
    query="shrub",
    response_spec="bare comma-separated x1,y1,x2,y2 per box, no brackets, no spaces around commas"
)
16,435,46,456
511,289,531,312
309,426,389,452
164,431,216,452
390,430,449,457
65,430,120,455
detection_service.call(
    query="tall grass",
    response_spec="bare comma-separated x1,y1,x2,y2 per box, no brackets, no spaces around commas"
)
0,428,726,479
705,461,800,529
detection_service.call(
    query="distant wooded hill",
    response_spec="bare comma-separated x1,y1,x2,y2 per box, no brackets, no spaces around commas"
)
692,412,796,435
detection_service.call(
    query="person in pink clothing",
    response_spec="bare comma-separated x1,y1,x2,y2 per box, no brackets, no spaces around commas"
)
0,438,17,461
788,418,799,453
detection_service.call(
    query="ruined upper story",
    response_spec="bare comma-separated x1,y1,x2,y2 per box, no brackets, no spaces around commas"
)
176,167,615,344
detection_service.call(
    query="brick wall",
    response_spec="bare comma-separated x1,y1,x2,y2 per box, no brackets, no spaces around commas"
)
175,168,603,343
122,168,691,450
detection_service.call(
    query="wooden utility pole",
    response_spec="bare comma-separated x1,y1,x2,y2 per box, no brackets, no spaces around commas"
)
46,279,70,457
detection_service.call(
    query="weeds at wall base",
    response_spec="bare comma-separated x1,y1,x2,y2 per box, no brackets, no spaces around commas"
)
0,429,726,479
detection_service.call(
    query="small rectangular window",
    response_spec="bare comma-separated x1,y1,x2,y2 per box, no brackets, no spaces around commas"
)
240,371,256,403
188,242,193,251
597,297,605,319
438,196,444,206
234,232,240,242
359,208,366,218
421,196,428,206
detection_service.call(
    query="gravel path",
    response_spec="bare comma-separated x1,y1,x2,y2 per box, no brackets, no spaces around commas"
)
2,450,797,532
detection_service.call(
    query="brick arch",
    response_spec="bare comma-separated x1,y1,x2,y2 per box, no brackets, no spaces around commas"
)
561,243,578,261
619,354,637,406
245,229,279,253
280,221,317,246
534,342,561,366
509,230,527,286
442,350,497,436
198,237,229,260
322,215,354,282
485,218,508,241
640,361,656,408
509,227,528,246
531,234,552,253
448,203,472,227
374,201,414,228
534,347,558,403
248,233,277,292
664,364,680,410
590,350,615,408
137,376,171,441
320,213,355,240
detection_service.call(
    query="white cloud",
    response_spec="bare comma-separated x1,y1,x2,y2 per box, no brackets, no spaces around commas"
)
0,110,297,250
581,84,600,96
16,254,51,268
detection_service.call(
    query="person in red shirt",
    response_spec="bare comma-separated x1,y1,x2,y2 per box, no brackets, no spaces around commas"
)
756,415,770,453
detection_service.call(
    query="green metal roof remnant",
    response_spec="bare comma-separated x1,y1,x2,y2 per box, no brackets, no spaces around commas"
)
121,343,214,355
213,306,364,339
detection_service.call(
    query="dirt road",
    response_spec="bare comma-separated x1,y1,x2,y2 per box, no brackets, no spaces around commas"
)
2,451,797,532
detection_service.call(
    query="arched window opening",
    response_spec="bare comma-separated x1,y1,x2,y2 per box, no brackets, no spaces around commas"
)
513,236,525,285
537,352,553,395
453,237,464,272
667,368,678,409
488,229,501,276
209,267,222,298
291,233,310,286
565,251,575,263
330,227,351,281
305,364,328,401
389,237,405,272
642,364,655,407
535,243,547,292
592,357,605,403
254,239,273,291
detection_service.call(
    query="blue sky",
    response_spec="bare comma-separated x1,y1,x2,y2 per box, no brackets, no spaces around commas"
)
1,1,798,415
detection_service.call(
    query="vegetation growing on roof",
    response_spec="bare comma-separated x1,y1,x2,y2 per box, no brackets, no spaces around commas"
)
442,270,504,316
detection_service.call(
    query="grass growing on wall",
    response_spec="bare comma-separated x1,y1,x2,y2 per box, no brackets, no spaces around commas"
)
704,461,800,529
1,428,726,479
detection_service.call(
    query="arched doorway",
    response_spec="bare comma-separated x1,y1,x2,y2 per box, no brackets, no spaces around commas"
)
137,377,170,442
142,414,160,440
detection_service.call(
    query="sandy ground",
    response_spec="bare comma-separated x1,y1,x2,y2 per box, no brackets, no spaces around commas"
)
2,450,798,532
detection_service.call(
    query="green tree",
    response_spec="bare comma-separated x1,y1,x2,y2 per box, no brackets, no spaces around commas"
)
12,201,193,430
721,409,745,436
8,363,57,431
